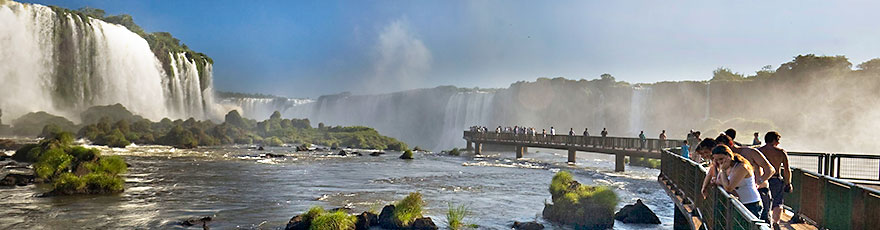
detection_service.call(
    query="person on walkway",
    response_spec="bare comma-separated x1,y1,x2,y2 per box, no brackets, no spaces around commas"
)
639,131,646,150
698,138,719,197
569,128,575,136
757,131,792,230
718,133,775,224
659,130,667,149
680,140,689,159
550,127,556,136
601,128,608,147
752,132,762,146
725,128,743,146
583,128,590,137
712,145,764,218
583,128,591,146
691,131,702,154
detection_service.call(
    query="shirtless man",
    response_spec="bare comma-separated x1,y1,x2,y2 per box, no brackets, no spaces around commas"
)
758,131,791,230
717,133,775,224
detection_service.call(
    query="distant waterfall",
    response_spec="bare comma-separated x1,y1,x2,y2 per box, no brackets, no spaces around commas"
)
436,91,495,150
0,1,217,122
704,82,711,120
219,97,314,120
629,86,652,135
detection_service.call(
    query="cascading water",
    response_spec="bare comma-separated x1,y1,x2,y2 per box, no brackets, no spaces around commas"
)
704,82,711,120
436,91,495,150
0,1,217,122
219,97,314,120
629,86,652,135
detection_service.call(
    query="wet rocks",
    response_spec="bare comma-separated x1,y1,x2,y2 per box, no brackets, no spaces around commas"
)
1,173,34,186
264,153,285,158
295,145,309,152
338,150,348,156
378,205,401,229
180,216,212,230
355,212,378,230
370,152,384,156
285,215,308,230
410,217,437,230
512,221,545,230
614,199,661,224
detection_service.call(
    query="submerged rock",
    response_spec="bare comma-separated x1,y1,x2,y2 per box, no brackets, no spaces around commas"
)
614,199,661,224
180,216,212,230
257,146,265,151
285,215,308,230
295,145,309,152
369,152,383,156
338,150,347,156
512,221,544,230
1,173,34,186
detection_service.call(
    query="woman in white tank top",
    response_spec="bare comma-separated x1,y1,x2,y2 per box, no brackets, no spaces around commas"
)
711,145,763,218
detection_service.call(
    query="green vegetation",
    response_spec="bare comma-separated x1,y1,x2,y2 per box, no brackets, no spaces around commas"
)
629,157,661,169
447,148,461,156
11,112,76,136
400,150,414,159
309,210,357,230
11,131,127,195
393,192,425,226
446,203,477,230
544,171,618,229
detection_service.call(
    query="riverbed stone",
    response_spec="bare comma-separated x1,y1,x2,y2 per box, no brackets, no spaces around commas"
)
512,221,544,230
338,150,347,156
370,152,382,156
614,199,660,224
180,216,212,229
285,214,309,230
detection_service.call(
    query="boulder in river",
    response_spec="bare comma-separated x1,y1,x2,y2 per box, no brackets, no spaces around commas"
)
1,173,34,186
410,217,438,230
338,150,347,156
512,221,545,230
614,199,661,224
355,211,378,230
378,205,402,229
285,214,309,230
295,144,309,152
369,152,383,156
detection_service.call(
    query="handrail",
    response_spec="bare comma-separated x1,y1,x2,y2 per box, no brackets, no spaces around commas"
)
463,131,685,155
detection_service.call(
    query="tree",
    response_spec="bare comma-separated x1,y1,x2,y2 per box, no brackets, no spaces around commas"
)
857,58,880,72
224,110,246,128
711,67,745,81
270,111,282,120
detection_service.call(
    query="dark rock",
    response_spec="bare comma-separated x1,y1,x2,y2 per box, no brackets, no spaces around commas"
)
512,221,544,230
410,217,437,230
355,212,378,230
378,205,401,229
338,150,347,156
369,152,382,156
1,173,34,186
353,152,363,156
614,199,661,224
265,153,285,158
285,214,309,230
180,216,212,229
296,145,309,152
0,155,8,161
328,207,353,213
399,153,414,160
258,146,265,151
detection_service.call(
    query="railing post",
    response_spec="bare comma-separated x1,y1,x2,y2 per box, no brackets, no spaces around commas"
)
615,153,625,172
568,148,576,163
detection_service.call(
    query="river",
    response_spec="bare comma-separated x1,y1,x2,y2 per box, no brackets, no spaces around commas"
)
0,145,673,229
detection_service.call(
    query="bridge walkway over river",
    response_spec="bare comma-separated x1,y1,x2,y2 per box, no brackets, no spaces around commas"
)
463,130,880,230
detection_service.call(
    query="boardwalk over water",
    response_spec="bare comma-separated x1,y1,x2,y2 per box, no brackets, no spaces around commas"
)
463,130,880,230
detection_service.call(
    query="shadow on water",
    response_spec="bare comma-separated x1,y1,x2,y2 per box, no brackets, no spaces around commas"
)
0,145,673,229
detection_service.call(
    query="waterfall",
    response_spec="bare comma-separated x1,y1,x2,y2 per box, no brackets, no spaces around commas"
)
0,1,218,122
705,82,711,120
629,86,652,135
436,91,495,150
218,97,314,120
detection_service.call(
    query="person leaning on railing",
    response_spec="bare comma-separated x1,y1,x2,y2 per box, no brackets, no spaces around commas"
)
698,138,718,196
710,145,764,218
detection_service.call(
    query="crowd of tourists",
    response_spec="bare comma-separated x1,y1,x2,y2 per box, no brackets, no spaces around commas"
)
688,128,792,230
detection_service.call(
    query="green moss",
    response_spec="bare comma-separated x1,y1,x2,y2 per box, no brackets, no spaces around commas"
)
544,171,618,228
83,172,124,193
34,147,72,179
400,150,414,159
84,155,127,175
309,211,357,230
394,192,424,227
69,146,100,162
304,206,325,222
53,172,86,194
448,148,461,156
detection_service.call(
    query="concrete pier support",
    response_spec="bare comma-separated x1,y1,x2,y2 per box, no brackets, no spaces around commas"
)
466,141,473,151
515,146,523,158
475,142,482,155
522,147,528,153
615,154,626,172
568,148,576,163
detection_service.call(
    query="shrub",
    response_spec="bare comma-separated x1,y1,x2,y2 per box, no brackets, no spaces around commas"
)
83,172,124,193
309,211,356,230
304,206,325,222
85,155,128,175
446,203,475,230
11,144,41,162
400,150,414,159
265,137,283,147
448,148,461,156
394,192,424,226
53,172,85,194
34,147,72,179
69,146,100,162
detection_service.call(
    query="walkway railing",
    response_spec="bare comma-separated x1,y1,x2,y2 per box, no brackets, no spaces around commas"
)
787,152,880,183
662,148,880,230
463,131,683,155
661,149,771,230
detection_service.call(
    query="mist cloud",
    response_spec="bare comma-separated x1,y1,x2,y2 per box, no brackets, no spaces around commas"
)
366,19,432,94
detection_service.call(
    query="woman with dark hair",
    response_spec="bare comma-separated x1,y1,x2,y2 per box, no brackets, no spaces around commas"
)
698,138,718,197
712,145,763,218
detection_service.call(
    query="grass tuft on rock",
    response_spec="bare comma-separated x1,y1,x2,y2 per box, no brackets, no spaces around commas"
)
543,171,618,229
394,192,424,226
309,210,357,230
446,203,476,230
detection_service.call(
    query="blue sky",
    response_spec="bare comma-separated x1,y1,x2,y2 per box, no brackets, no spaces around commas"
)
22,0,880,98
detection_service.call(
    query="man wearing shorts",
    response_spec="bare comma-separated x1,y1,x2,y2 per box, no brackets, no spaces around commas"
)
758,131,791,230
